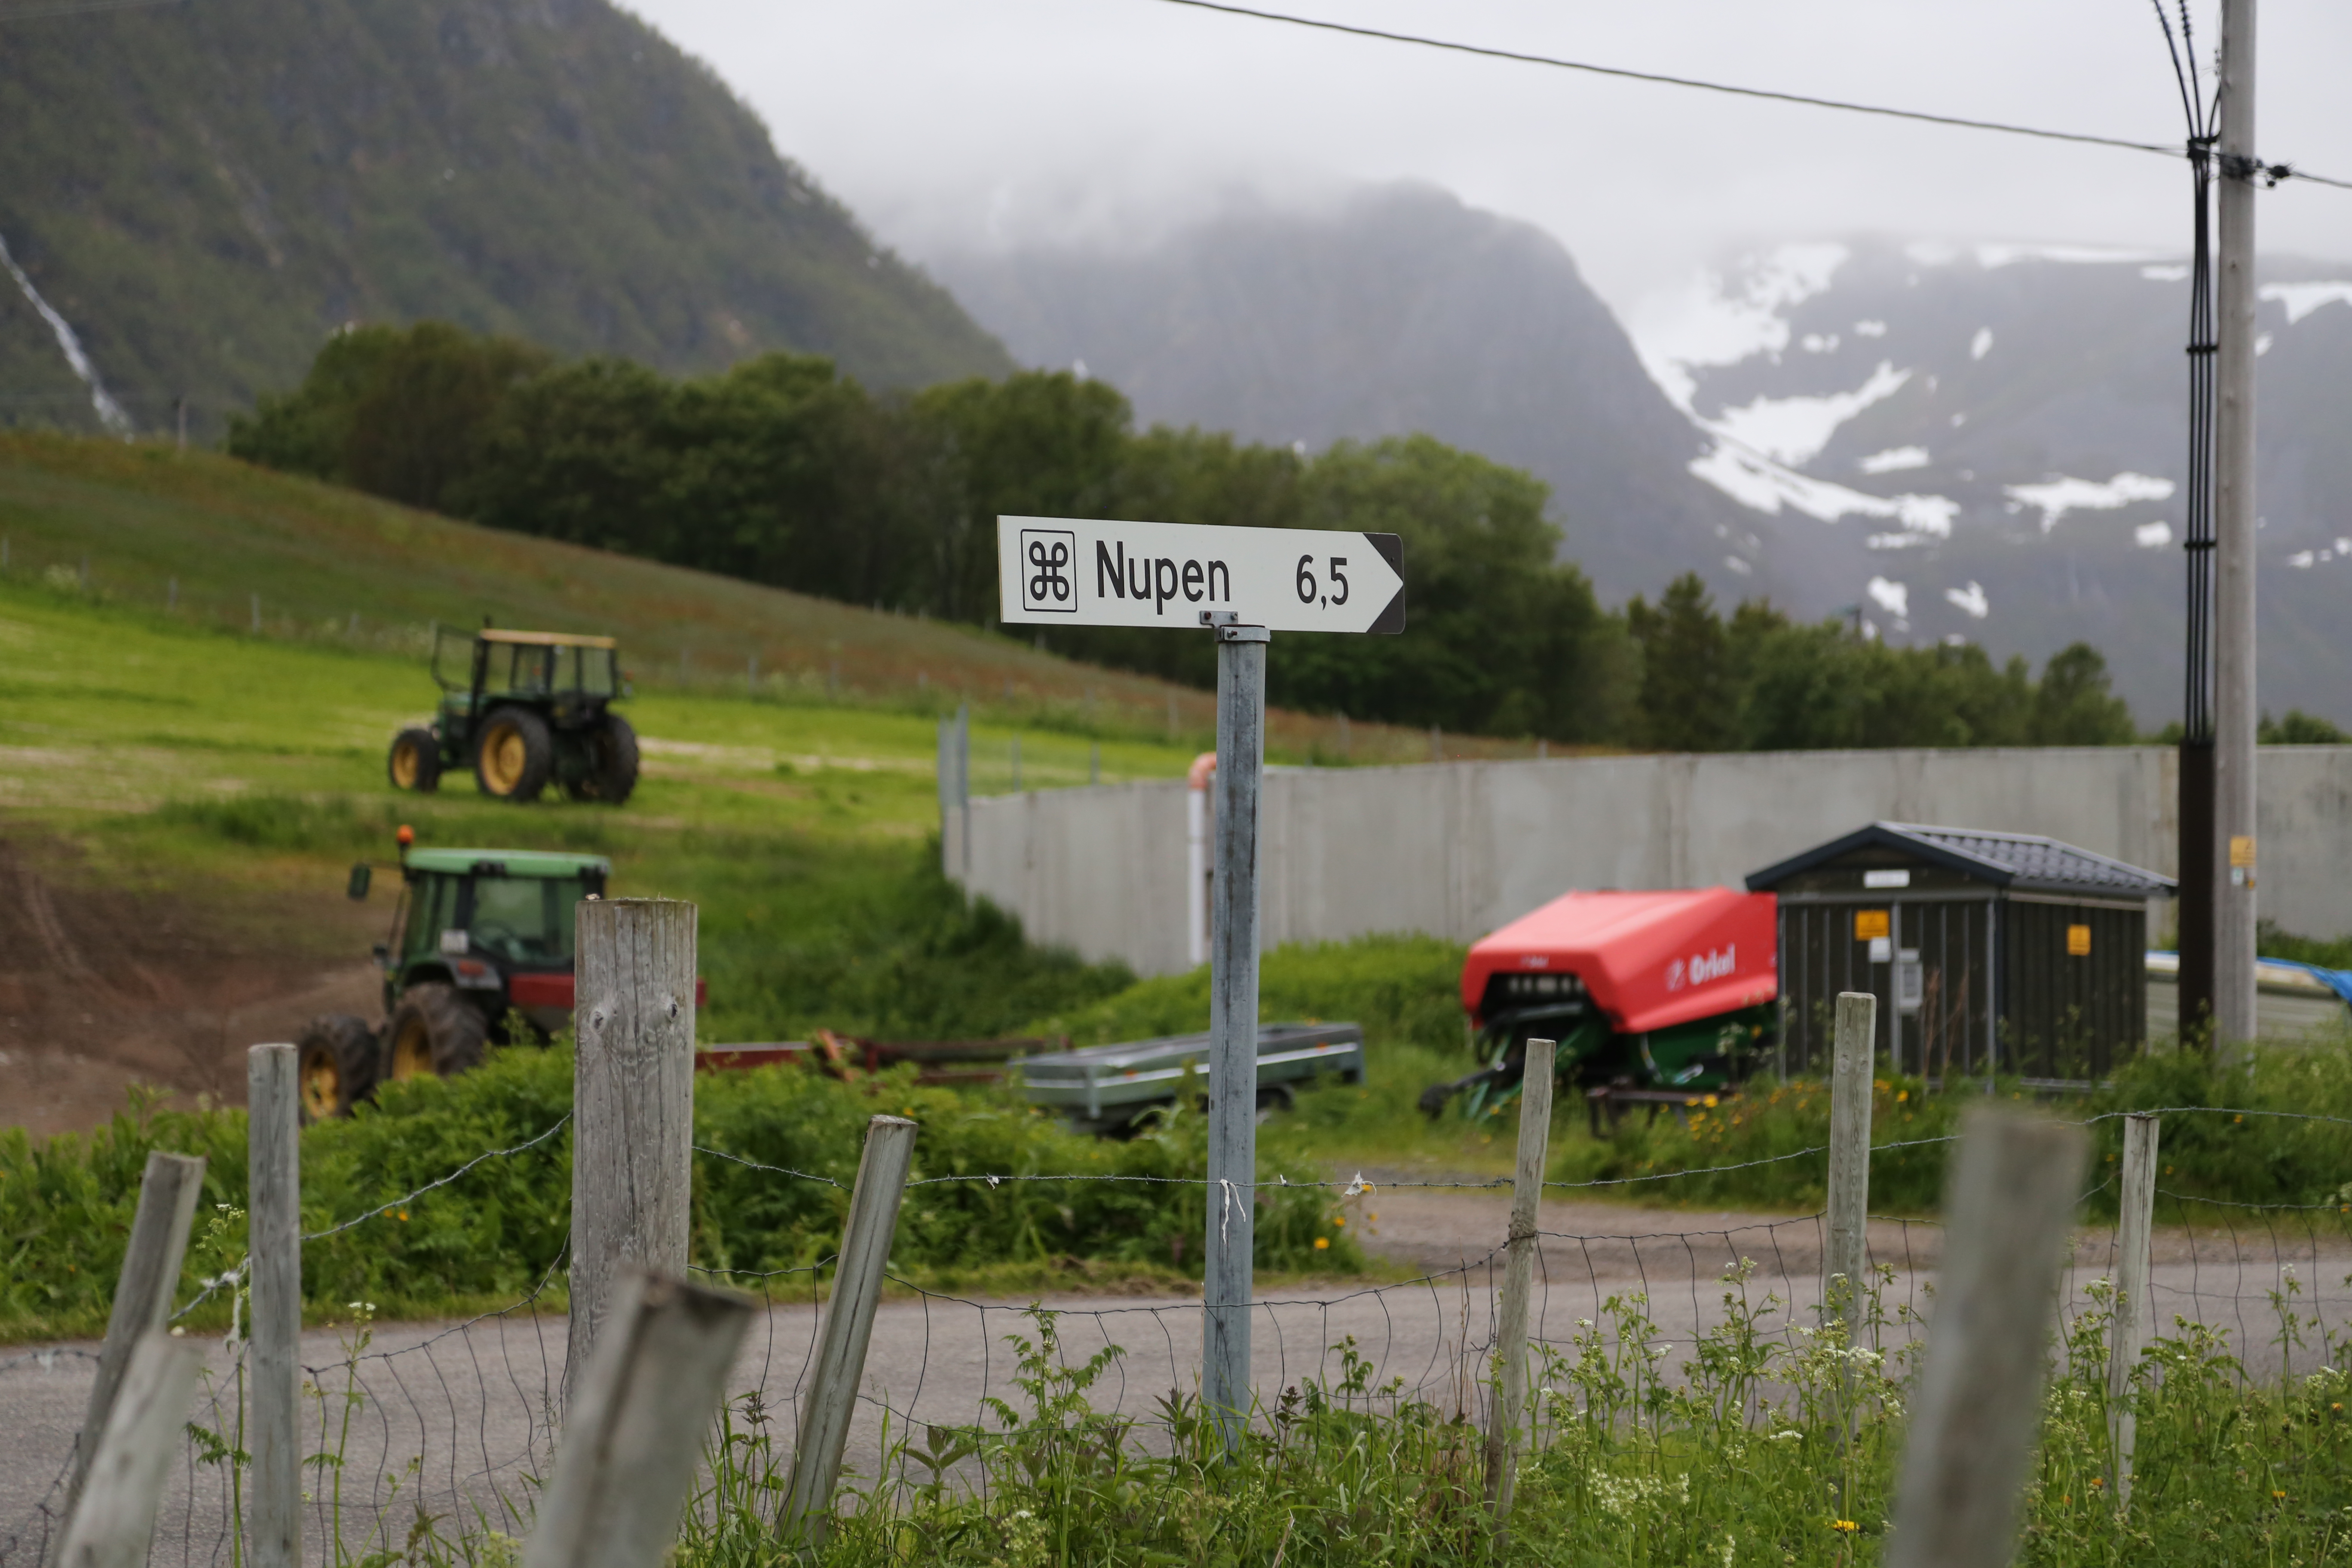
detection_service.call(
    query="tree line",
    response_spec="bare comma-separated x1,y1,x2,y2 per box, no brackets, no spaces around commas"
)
227,321,2146,748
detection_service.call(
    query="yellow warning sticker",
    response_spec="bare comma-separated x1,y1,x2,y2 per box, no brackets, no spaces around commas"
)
1854,909,1890,941
2229,835,2257,868
2067,924,2092,956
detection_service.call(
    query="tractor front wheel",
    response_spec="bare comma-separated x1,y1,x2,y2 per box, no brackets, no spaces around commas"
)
474,708,554,802
566,713,641,804
388,728,441,792
297,1014,380,1122
383,983,490,1084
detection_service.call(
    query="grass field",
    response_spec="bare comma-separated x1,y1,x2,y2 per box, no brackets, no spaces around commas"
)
0,430,1549,763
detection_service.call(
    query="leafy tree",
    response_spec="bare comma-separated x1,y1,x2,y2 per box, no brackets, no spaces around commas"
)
2027,643,2138,745
2258,710,2351,744
1626,574,1736,750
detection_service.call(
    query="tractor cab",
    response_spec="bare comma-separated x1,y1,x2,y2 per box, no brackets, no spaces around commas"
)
296,838,612,1122
1421,887,1780,1121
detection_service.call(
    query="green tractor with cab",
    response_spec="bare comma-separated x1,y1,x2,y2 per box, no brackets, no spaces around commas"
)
388,625,639,804
296,832,613,1121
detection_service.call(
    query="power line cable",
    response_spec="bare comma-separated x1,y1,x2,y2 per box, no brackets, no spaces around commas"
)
1148,0,2352,191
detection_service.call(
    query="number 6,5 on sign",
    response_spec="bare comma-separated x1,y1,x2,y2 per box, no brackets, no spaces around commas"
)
997,515,1405,635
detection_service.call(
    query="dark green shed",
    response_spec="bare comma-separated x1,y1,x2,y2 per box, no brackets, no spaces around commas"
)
1746,823,2176,1082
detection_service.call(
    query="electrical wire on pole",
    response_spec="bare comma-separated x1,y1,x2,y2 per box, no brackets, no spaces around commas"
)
2149,1,2221,1041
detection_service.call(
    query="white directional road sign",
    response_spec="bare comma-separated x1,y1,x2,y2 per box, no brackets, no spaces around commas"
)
998,515,1404,634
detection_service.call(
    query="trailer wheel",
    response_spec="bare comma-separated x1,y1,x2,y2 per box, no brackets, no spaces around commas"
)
385,983,490,1082
297,1014,380,1122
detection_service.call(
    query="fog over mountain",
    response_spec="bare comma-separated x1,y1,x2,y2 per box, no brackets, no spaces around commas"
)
940,188,2352,723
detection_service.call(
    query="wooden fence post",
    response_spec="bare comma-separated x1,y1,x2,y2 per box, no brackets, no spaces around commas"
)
523,1272,753,1568
569,898,698,1411
1885,1107,2087,1568
1485,1038,1557,1547
64,1151,205,1524
1825,992,1876,1335
778,1116,920,1553
247,1042,302,1568
2109,1112,2160,1507
54,1333,204,1568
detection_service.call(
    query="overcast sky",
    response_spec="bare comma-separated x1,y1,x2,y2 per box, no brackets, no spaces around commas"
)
622,0,2352,323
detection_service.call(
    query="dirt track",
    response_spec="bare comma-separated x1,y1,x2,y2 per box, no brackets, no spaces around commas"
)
0,834,380,1138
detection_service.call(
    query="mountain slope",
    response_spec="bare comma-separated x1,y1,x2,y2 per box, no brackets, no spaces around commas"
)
934,186,1773,606
0,0,1010,441
1641,239,2352,718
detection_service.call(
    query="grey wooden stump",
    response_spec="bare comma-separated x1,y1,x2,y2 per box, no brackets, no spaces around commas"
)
569,897,697,1410
63,1149,205,1525
247,1043,302,1568
524,1273,753,1568
1485,1037,1557,1548
778,1115,920,1553
1886,1106,2087,1568
55,1333,205,1568
2109,1112,2160,1507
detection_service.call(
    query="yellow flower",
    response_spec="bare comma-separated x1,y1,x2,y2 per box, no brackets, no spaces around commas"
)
398,1210,409,1222
1703,1095,1719,1109
1896,1090,1908,1102
1313,1237,1330,1250
2272,1490,2287,1501
1367,1212,1379,1222
1831,1520,1858,1534
1333,1216,1347,1227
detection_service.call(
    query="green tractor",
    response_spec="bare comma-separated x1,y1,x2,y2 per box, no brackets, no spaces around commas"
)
295,835,612,1122
387,626,640,804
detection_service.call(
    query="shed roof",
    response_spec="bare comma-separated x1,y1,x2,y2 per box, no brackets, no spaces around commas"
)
1745,822,2176,898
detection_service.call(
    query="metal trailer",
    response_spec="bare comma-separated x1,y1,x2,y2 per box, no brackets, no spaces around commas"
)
1021,1021,1365,1135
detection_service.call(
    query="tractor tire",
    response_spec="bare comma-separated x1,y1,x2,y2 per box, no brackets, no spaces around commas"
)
382,983,490,1084
296,1014,380,1123
566,714,640,805
387,728,441,793
473,707,554,802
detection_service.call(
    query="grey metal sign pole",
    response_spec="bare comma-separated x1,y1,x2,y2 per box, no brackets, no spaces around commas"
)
1202,613,1267,1450
991,513,1403,1453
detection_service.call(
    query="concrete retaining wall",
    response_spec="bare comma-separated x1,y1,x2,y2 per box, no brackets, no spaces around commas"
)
949,746,2352,977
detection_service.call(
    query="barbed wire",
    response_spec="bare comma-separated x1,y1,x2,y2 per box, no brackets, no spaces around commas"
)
303,1113,573,1243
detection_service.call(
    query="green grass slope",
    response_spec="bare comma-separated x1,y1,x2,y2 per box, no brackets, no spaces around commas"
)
0,0,1009,439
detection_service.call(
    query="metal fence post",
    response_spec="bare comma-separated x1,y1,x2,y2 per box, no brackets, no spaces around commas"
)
247,1043,302,1568
2110,1112,2160,1507
1204,622,1268,1451
1825,992,1876,1335
64,1151,205,1524
523,1273,753,1568
1886,1107,2087,1568
569,898,697,1410
55,1333,205,1568
1485,1037,1557,1544
778,1116,920,1553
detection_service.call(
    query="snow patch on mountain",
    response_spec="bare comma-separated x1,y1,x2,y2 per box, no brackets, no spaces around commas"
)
1713,361,1910,466
2004,472,2174,533
1692,441,1957,539
1866,576,1909,619
1859,446,1930,475
1945,582,1990,619
2135,521,2174,548
2260,282,2352,325
1628,242,1849,413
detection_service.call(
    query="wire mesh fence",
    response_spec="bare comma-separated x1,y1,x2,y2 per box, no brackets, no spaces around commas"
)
4,1106,2349,1564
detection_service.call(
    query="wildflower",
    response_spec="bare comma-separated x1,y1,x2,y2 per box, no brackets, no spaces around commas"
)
1367,1212,1379,1222
1896,1090,1908,1102
2089,1477,2104,1490
397,1210,409,1222
1313,1237,1329,1250
1831,1519,1858,1534
1332,1215,1346,1227
1771,1430,1802,1442
2274,1491,2288,1501
1703,1095,1719,1109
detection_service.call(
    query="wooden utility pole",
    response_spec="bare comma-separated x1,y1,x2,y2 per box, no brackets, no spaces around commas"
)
2211,0,2260,1044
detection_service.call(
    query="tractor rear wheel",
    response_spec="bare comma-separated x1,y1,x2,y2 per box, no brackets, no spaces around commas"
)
566,714,640,804
297,1014,380,1122
387,728,441,792
473,707,554,802
383,983,490,1084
